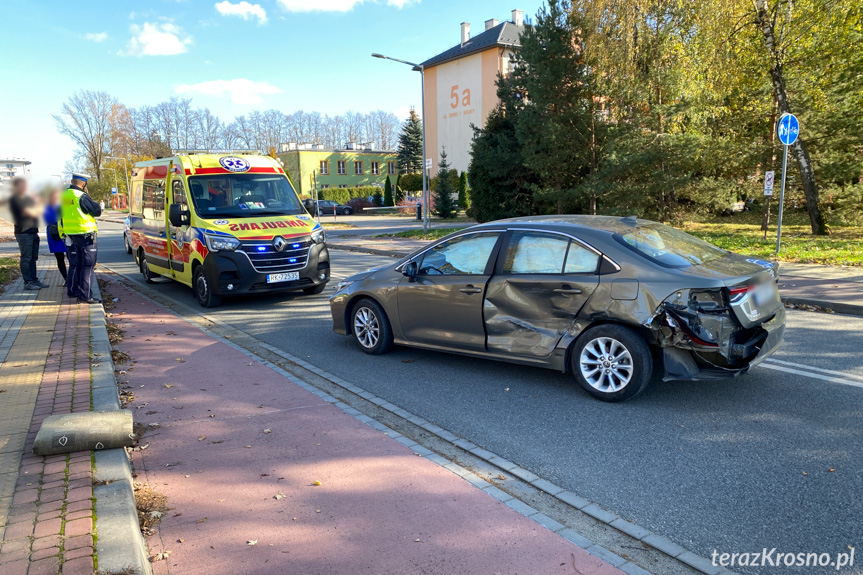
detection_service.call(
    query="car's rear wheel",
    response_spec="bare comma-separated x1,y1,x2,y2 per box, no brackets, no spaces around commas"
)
194,266,222,308
571,324,652,402
351,298,393,355
342,207,353,215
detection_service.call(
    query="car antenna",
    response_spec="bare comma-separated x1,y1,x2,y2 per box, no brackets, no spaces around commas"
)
621,215,638,226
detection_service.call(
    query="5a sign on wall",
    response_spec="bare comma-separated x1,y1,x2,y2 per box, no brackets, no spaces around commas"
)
450,85,472,108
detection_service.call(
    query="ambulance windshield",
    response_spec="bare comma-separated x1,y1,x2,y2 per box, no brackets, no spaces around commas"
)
188,174,304,218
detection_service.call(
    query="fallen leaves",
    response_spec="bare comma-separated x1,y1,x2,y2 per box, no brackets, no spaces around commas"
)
247,540,258,546
196,517,208,524
198,435,207,441
176,358,185,363
165,384,174,389
150,550,172,562
263,429,272,434
274,493,286,500
312,480,322,486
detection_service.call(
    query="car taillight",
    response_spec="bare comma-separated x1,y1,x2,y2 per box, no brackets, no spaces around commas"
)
729,285,752,302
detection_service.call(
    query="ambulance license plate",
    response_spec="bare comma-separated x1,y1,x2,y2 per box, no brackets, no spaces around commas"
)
267,272,299,284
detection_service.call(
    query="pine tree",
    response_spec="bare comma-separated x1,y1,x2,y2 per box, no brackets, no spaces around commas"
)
397,109,423,175
457,171,469,211
372,189,383,207
383,176,394,207
433,149,456,219
394,174,404,204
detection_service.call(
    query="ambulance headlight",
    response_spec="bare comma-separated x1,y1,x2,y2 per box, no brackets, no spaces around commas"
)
310,228,326,245
205,234,240,252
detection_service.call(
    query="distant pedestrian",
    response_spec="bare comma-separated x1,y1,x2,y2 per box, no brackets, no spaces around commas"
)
99,199,105,212
59,172,102,304
8,177,47,290
43,186,68,283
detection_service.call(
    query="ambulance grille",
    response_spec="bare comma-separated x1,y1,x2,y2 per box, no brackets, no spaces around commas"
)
238,238,312,274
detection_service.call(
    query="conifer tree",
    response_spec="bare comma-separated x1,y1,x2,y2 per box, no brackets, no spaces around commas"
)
396,109,423,175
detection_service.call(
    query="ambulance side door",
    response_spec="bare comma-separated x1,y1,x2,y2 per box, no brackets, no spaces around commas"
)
168,177,190,282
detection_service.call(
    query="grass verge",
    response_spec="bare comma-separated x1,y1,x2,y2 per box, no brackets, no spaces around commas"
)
679,211,863,266
0,256,19,291
377,227,467,241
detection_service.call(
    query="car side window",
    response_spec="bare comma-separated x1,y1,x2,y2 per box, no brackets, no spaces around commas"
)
419,232,499,275
504,232,569,274
565,242,600,274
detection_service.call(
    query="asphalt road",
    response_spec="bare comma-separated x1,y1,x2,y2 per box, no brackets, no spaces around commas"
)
95,220,862,574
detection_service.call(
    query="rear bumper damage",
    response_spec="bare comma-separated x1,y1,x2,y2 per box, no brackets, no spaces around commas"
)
647,295,786,381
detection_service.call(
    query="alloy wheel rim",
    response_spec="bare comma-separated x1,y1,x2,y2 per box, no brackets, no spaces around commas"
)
354,307,380,348
196,275,208,300
579,336,634,393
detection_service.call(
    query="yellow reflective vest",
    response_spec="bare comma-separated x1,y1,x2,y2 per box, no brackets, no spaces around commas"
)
59,188,98,236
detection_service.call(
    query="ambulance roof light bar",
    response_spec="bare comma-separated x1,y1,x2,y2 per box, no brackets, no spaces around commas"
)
171,149,264,156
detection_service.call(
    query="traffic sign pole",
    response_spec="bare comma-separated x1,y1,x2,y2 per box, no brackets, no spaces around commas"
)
775,113,799,254
775,144,789,253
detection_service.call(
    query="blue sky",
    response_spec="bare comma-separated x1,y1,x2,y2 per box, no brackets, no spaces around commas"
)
1,0,543,180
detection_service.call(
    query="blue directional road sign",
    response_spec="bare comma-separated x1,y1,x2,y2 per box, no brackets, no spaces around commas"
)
777,113,799,146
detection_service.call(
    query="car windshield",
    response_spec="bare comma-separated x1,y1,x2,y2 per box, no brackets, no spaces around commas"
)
614,223,727,268
187,174,304,218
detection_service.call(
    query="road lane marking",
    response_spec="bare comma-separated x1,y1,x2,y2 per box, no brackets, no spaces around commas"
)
759,362,863,389
762,358,863,382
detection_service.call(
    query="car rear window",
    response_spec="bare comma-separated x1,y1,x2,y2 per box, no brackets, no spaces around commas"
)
614,223,726,268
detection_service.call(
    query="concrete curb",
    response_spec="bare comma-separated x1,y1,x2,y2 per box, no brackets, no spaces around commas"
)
327,243,409,258
89,282,153,575
781,295,863,317
100,269,739,575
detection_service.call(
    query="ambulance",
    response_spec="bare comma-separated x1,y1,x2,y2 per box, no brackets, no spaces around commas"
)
128,153,329,307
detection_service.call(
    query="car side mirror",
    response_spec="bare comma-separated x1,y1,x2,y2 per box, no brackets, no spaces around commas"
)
169,203,190,227
403,261,418,282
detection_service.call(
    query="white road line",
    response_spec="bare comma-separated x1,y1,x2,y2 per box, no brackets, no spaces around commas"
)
762,358,863,382
759,363,863,389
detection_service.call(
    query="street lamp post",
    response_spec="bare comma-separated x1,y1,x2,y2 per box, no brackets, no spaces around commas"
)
105,156,131,197
371,53,429,233
101,166,119,209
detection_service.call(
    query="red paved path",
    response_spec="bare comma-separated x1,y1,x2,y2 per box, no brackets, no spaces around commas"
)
107,278,624,575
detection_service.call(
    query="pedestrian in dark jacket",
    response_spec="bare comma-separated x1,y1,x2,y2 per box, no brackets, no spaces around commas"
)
8,177,47,290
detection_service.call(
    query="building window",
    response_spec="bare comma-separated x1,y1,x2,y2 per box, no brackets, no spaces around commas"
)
387,161,395,175
371,161,380,175
354,161,364,175
338,184,348,189
320,184,330,189
319,160,329,175
337,160,346,175
5,164,13,169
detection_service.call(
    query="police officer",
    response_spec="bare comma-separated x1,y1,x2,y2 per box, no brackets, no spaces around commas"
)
59,172,102,304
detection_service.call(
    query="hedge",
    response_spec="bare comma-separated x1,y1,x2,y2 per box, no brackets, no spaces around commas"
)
317,186,382,204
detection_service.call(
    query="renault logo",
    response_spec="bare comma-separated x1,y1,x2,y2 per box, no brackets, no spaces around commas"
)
273,236,287,252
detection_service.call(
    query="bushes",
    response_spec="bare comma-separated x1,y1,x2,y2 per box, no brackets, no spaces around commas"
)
319,186,379,204
346,197,373,212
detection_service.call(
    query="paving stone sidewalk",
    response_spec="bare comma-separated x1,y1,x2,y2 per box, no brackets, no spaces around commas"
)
0,268,98,575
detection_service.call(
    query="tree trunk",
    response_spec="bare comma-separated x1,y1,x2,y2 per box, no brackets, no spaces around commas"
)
754,0,828,235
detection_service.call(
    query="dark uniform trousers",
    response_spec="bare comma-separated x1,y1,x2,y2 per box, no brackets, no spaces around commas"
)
67,234,97,300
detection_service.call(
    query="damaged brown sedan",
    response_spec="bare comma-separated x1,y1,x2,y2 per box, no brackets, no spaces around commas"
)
329,216,785,401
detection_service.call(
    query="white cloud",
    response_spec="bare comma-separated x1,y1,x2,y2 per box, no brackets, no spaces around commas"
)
276,0,414,12
123,22,192,56
215,1,267,23
174,79,282,105
84,32,108,43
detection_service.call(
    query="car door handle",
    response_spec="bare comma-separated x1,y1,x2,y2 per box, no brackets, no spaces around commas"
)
554,288,582,295
460,286,482,294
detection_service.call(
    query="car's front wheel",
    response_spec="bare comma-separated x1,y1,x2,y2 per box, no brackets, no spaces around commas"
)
351,298,393,355
571,324,652,402
140,254,160,283
124,233,133,254
194,266,222,308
